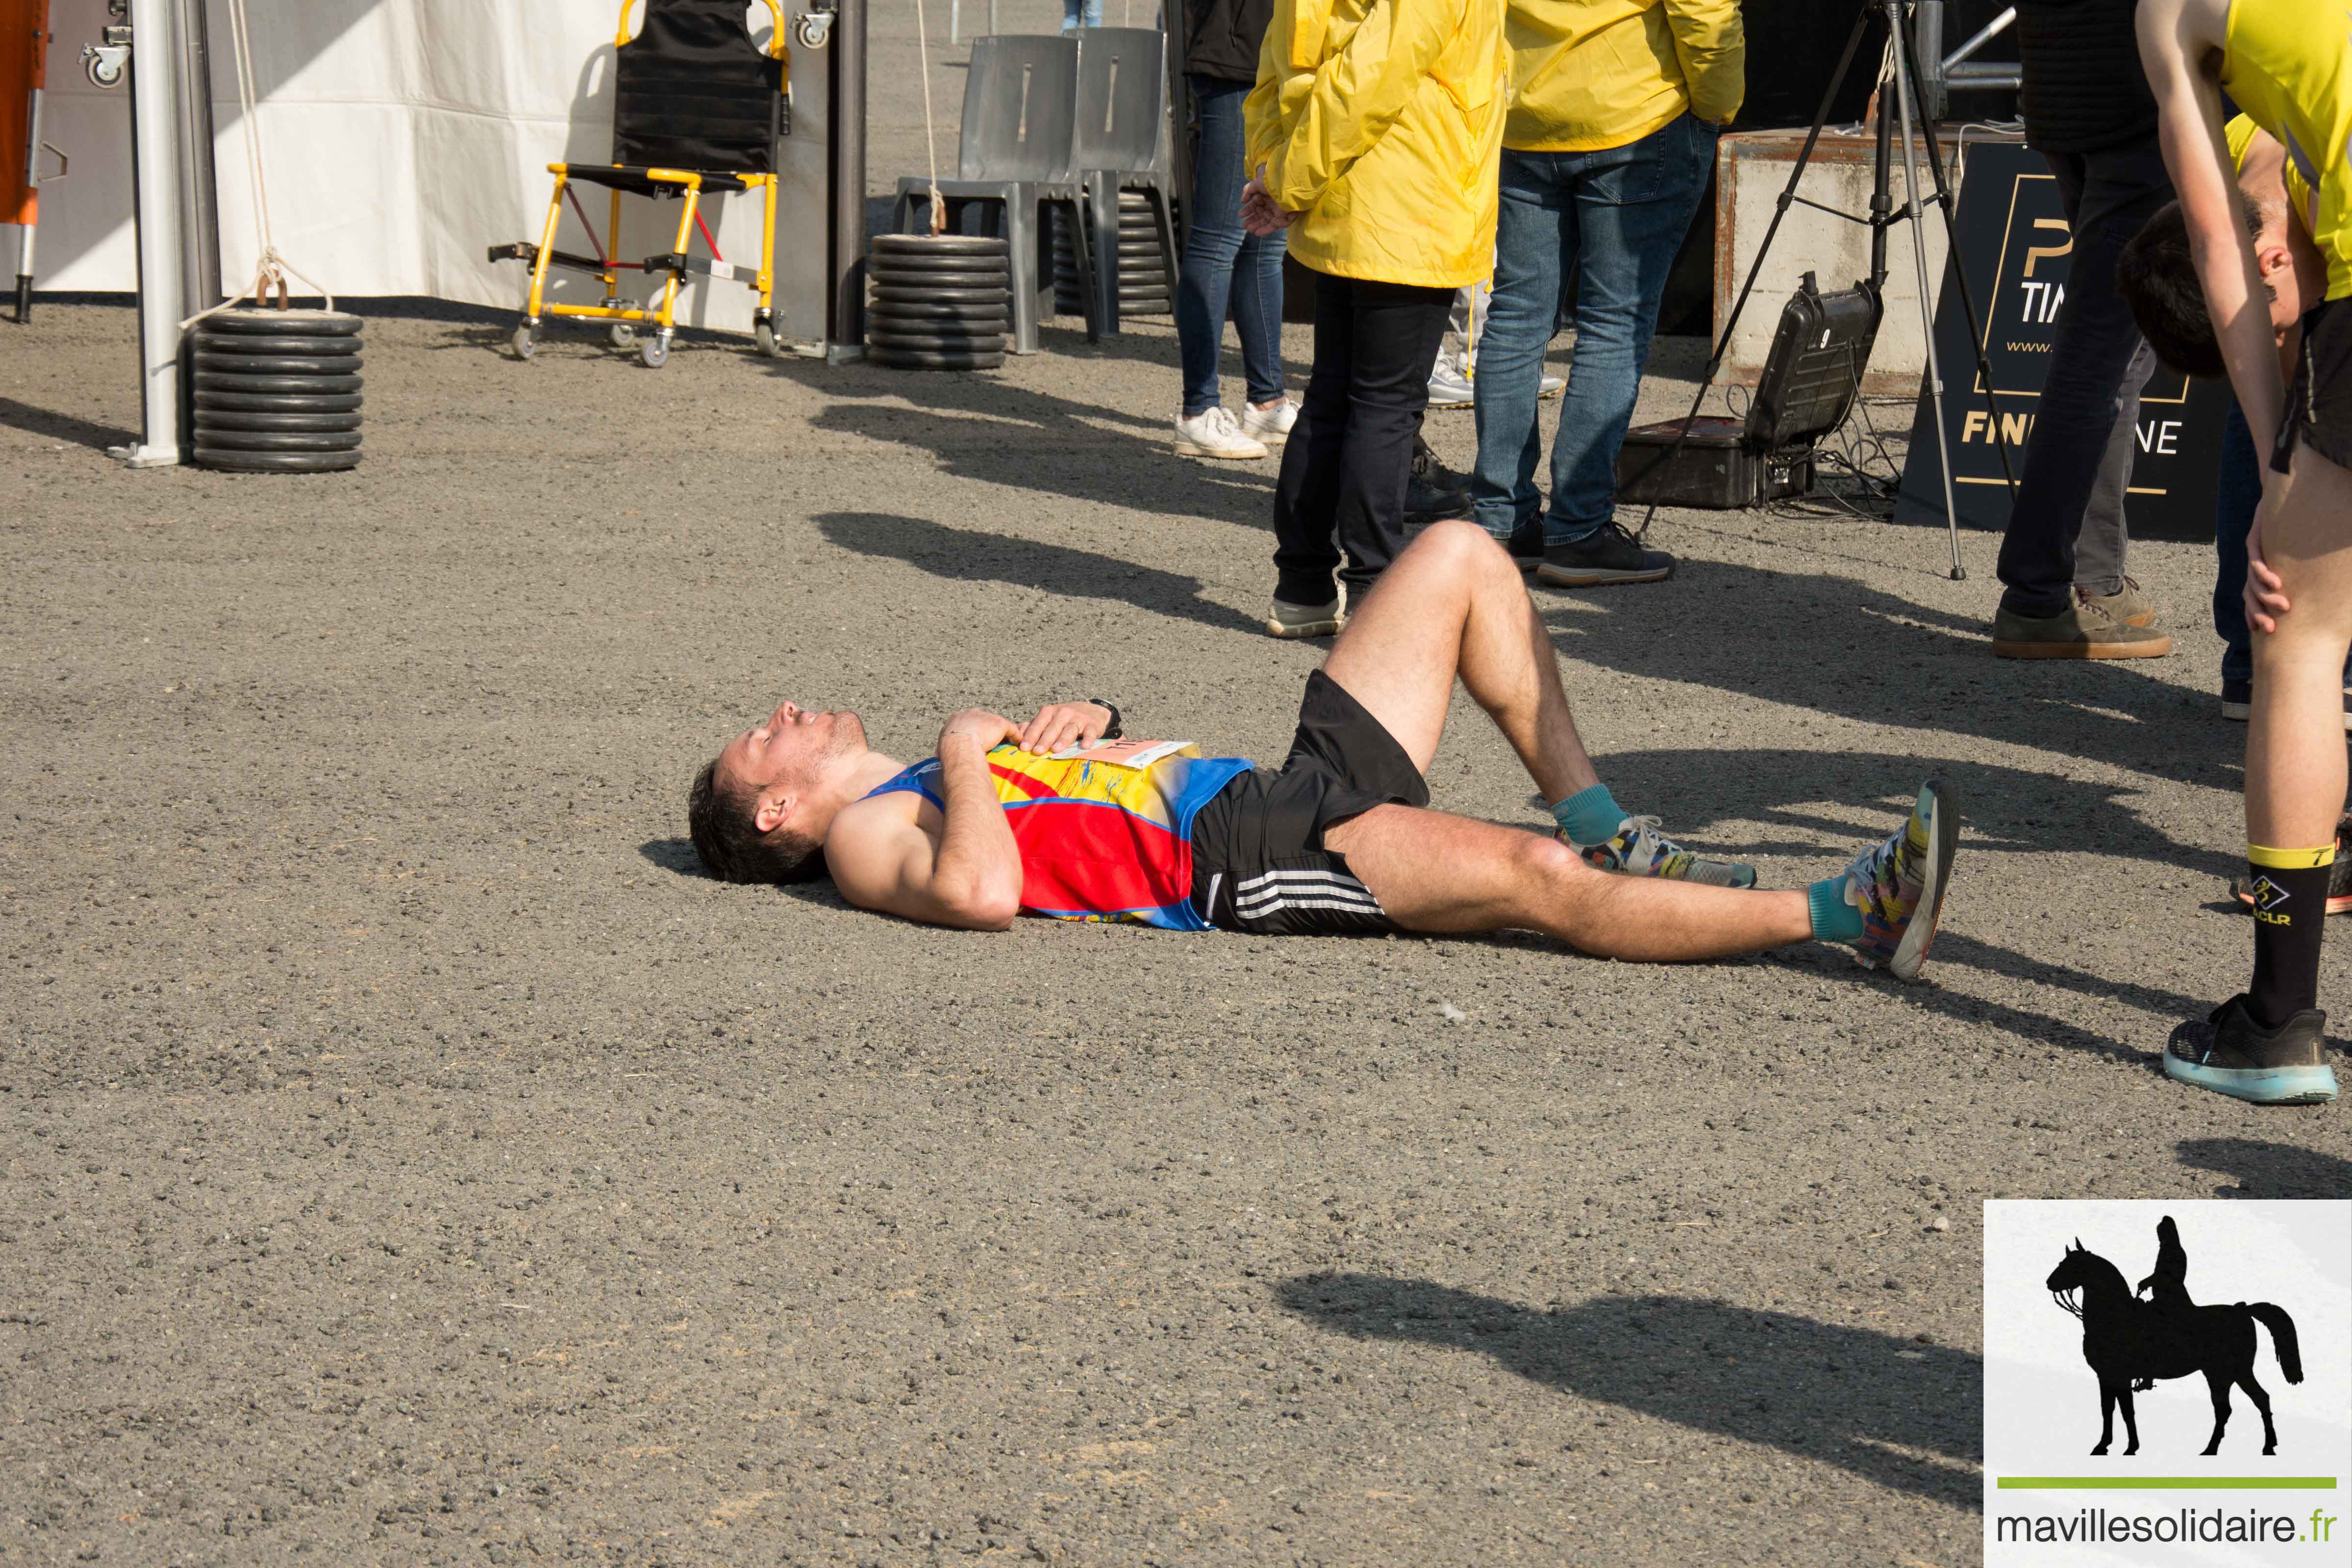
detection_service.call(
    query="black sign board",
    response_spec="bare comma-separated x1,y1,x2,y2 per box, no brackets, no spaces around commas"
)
1895,139,2227,542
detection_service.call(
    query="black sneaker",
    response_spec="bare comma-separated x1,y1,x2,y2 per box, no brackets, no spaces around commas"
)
1534,521,1675,587
1506,526,1544,573
2165,995,2338,1105
1405,438,1471,524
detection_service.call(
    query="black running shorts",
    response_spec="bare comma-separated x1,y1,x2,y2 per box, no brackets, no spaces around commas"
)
2273,296,2352,476
1187,670,1429,935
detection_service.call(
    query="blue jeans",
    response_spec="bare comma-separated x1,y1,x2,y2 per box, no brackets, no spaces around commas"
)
1470,116,1717,544
1060,0,1102,29
1176,76,1286,416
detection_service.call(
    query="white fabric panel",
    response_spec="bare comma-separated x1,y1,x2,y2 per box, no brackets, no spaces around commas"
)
21,0,781,330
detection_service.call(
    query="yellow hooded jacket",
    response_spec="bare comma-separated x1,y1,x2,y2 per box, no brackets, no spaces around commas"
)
1242,0,1511,289
1504,0,1742,153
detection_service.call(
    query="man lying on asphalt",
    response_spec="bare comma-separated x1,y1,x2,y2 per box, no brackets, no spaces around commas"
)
687,521,1957,974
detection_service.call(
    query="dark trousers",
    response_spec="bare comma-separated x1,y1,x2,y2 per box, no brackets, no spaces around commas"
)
1273,267,1454,604
1993,138,2175,618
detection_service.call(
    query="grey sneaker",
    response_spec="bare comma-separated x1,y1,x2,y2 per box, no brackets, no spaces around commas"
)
1534,521,1674,587
2166,996,2337,1105
1265,589,1346,639
1427,362,1474,408
2081,576,2156,627
1989,599,2172,658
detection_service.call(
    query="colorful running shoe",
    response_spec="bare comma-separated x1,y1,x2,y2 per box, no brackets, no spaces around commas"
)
1839,781,1957,981
2165,997,2337,1105
1568,815,1757,888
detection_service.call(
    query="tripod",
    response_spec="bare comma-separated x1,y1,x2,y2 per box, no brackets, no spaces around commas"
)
1638,0,2015,580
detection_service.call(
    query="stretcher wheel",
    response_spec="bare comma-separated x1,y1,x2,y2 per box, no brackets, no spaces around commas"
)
639,333,670,369
755,320,783,358
511,323,537,360
192,446,362,473
609,321,637,348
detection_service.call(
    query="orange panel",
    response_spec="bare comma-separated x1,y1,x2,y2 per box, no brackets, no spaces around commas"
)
0,0,50,226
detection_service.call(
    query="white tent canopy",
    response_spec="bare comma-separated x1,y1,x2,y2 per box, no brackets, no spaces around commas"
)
17,0,792,328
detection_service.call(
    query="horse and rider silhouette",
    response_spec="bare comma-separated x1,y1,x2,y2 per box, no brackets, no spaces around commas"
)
2046,1216,2304,1457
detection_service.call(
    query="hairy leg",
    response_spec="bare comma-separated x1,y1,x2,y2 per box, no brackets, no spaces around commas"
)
1321,519,1600,801
2248,448,2352,848
1327,804,1809,960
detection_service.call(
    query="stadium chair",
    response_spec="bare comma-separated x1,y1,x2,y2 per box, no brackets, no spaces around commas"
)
490,0,787,368
1071,27,1179,338
892,35,1100,354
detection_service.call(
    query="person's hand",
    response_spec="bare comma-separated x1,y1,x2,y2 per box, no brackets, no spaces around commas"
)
1240,165,1299,237
1018,701,1114,755
938,708,1021,753
2245,507,2292,634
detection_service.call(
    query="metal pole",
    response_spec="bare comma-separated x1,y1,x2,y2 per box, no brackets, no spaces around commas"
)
172,0,219,312
826,0,866,359
117,0,184,467
1886,0,1964,579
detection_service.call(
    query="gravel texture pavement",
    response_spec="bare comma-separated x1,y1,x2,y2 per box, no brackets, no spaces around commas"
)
3,14,2349,1553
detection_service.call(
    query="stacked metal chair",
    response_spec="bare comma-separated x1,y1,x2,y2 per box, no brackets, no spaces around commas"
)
1065,27,1180,337
891,35,1099,355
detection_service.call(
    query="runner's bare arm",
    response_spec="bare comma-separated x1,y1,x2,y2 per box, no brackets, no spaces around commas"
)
2140,0,2286,443
827,714,1025,931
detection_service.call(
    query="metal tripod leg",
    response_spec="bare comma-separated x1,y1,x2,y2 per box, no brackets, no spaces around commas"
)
1884,0,1965,579
1897,18,2017,503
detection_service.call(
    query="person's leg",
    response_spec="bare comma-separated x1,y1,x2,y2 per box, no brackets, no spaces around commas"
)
1270,268,1355,612
1175,77,1250,419
1329,278,1455,600
1991,143,2174,653
2073,337,2156,601
1535,114,1715,583
1470,151,1563,544
1232,220,1289,410
2215,396,2261,707
1319,520,1754,884
1329,804,1811,959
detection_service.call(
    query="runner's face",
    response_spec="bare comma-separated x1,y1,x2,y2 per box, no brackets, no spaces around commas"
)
717,701,865,799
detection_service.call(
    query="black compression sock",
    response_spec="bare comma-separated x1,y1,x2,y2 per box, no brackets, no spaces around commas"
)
2246,843,2333,1028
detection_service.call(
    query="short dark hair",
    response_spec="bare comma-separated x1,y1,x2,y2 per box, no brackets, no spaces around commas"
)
2118,197,2266,380
686,757,829,884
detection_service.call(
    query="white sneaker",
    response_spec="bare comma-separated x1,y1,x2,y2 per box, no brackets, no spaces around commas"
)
1427,363,1475,408
1173,405,1269,460
1240,396,1298,446
1539,372,1565,399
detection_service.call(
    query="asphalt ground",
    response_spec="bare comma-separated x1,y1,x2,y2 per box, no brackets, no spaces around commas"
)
3,13,2350,1562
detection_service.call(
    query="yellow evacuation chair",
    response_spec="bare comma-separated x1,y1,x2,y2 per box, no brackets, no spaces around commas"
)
491,0,789,368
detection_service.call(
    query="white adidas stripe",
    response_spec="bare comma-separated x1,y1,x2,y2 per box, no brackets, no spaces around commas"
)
1233,869,1384,916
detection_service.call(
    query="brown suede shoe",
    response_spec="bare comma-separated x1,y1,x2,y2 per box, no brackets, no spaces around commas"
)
2080,576,2156,627
1990,599,2173,658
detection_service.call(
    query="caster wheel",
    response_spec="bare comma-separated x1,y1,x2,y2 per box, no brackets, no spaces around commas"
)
639,333,671,369
755,319,783,358
510,323,537,361
609,321,637,348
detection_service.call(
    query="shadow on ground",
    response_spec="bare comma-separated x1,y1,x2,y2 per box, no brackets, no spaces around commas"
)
1278,1275,1981,1509
2175,1137,2352,1198
818,510,1262,637
0,396,133,450
1543,562,2236,798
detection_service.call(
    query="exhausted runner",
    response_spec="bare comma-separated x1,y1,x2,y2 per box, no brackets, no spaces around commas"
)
686,522,1956,973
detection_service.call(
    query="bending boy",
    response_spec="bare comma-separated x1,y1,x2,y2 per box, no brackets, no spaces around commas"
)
2137,0,2350,1103
687,522,1956,975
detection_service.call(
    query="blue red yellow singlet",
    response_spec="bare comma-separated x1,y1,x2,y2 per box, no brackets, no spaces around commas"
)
862,743,1252,931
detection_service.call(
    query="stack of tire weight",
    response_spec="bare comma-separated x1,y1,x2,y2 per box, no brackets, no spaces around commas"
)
1053,196,1172,318
866,235,1008,370
189,309,364,473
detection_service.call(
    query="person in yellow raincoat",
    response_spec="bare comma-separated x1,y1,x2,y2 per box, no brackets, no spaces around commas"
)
1241,0,1509,638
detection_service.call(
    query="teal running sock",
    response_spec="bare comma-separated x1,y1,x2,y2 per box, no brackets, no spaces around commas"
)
1808,876,1864,944
1552,784,1625,846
